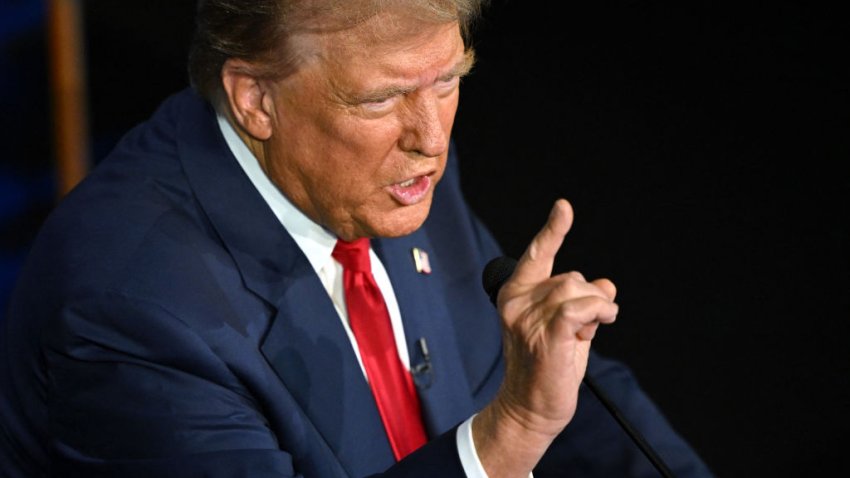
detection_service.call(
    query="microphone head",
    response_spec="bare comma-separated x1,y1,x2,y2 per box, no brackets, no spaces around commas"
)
482,256,518,306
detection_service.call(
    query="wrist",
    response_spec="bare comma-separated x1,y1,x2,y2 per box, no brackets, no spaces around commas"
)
471,397,560,478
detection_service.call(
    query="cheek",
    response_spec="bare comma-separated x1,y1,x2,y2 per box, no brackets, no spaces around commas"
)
440,94,460,131
305,140,390,206
334,116,404,158
322,120,404,181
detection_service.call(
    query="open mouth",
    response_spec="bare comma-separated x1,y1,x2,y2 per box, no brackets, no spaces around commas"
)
387,174,432,205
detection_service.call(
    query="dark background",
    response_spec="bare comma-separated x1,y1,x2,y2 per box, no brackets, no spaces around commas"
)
2,1,847,476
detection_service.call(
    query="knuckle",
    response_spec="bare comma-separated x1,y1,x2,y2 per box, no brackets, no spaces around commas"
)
566,270,586,282
500,296,524,320
556,300,576,318
551,274,581,297
526,241,541,262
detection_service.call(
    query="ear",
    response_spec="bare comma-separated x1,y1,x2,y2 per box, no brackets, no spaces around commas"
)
221,59,274,141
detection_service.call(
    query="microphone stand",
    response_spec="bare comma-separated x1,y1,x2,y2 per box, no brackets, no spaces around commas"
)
582,375,675,478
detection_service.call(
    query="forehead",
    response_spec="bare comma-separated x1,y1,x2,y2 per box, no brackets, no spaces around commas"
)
300,14,467,86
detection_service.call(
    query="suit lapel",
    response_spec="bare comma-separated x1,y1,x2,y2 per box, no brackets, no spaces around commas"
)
174,92,394,477
375,232,477,436
260,267,397,476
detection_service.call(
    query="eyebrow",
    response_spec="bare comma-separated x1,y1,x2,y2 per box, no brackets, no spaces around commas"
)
352,49,476,103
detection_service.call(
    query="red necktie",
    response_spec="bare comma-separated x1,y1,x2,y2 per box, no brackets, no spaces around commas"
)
332,238,428,460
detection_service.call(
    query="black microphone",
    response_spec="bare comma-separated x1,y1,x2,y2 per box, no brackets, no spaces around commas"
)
411,337,433,389
482,256,675,478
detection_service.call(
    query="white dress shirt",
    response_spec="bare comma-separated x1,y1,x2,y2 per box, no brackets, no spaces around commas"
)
217,114,489,477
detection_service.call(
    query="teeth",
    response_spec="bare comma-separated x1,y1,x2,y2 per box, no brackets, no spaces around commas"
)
398,178,415,187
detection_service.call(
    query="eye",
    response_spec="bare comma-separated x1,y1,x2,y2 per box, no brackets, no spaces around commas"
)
434,76,460,96
359,95,399,115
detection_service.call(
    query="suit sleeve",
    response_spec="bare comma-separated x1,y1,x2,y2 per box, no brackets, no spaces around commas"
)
47,291,473,478
46,293,300,478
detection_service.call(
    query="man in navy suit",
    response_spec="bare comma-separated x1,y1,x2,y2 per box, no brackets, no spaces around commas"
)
0,0,713,476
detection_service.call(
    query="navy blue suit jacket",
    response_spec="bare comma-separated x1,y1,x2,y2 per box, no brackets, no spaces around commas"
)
0,89,713,477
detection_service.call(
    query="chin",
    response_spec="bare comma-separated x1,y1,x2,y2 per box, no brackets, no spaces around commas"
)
368,202,432,239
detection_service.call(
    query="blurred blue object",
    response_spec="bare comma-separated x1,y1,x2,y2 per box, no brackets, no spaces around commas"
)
1,0,51,322
0,0,45,44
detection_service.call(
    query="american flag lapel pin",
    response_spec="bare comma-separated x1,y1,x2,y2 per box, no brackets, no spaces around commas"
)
411,247,432,274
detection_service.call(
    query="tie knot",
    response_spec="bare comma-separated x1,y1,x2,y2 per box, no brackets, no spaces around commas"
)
332,238,372,272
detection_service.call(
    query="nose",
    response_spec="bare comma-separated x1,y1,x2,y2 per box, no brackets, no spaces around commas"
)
398,92,450,158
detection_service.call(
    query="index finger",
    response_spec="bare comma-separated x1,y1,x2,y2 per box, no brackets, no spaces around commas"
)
512,199,574,285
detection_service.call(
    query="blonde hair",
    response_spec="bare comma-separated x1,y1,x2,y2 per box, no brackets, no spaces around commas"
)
187,0,488,105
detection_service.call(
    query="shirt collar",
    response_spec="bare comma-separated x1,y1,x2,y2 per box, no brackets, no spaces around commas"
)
217,112,337,276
